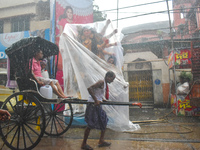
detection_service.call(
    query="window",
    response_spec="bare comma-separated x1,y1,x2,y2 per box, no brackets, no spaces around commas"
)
11,16,30,32
0,21,3,33
180,6,186,19
0,59,7,68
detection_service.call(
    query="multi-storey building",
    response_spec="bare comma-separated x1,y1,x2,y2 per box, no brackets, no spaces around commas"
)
0,0,50,34
0,0,50,67
122,0,200,108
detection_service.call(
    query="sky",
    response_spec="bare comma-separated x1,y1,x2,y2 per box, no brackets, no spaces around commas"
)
93,0,173,30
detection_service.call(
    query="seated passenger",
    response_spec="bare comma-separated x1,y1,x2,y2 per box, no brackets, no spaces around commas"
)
31,49,68,98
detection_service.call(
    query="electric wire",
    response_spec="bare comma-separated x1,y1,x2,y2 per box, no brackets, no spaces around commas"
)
97,0,171,12
94,0,200,23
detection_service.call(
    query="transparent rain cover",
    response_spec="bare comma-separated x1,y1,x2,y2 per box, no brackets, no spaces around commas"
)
59,20,140,131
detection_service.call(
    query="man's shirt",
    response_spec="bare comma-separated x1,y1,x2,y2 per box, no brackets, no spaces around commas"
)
32,57,42,77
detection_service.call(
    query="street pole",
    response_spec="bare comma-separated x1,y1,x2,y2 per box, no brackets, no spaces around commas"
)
166,0,176,109
117,0,119,28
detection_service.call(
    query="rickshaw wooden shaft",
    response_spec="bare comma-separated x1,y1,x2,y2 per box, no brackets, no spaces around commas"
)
41,97,142,108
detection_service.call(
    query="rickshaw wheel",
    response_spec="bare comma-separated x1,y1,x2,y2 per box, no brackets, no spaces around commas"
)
0,92,45,150
43,102,73,136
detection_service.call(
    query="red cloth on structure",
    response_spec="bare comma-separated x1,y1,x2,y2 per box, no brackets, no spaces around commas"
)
105,83,109,100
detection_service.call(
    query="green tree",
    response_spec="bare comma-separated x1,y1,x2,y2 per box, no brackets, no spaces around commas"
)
93,5,107,22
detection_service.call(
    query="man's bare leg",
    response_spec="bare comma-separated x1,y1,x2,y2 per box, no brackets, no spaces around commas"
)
99,130,106,144
55,82,68,97
81,127,91,148
98,129,111,147
50,82,65,98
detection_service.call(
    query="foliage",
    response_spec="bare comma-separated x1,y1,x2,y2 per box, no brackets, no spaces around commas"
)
179,71,192,82
93,5,107,22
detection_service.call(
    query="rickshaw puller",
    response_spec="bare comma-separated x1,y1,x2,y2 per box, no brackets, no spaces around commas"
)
81,71,115,150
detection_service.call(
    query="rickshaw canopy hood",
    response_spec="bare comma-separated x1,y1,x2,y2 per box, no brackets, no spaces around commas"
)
5,36,59,59
5,37,59,80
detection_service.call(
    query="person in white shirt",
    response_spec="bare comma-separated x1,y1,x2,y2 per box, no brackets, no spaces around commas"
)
40,59,49,78
81,71,115,150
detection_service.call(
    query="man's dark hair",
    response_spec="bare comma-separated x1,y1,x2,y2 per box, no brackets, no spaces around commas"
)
105,71,115,77
107,55,116,65
59,6,73,21
34,49,42,55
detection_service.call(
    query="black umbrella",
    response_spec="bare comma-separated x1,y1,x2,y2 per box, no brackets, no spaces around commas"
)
5,36,58,59
5,37,59,80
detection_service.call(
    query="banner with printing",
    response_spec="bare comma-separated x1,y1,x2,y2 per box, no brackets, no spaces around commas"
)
50,0,93,89
0,29,50,59
168,49,191,69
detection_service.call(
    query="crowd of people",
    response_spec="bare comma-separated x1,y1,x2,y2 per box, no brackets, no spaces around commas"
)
77,20,118,63
57,6,118,67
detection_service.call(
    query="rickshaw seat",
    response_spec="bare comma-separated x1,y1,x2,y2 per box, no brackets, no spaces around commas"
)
17,77,58,99
17,77,39,92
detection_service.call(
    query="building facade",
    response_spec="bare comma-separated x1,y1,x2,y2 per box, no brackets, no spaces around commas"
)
0,0,50,67
121,0,200,108
0,0,50,34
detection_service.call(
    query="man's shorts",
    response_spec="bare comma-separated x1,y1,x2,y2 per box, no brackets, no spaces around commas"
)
36,77,58,85
85,103,108,130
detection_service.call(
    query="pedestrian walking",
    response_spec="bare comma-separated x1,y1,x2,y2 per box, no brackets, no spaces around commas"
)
81,71,115,150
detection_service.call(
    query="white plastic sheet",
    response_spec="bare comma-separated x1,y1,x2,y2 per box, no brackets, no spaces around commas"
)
59,20,140,131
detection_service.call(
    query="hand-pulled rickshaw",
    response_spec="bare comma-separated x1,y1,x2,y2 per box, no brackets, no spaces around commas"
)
0,37,142,150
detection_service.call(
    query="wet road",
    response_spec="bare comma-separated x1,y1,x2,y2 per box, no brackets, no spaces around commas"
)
1,108,200,150
34,122,200,150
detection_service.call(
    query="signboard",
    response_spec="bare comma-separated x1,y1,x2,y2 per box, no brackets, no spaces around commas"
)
168,49,191,69
55,0,93,37
171,94,200,116
50,0,93,89
55,0,93,69
167,51,174,69
0,32,24,59
0,29,50,59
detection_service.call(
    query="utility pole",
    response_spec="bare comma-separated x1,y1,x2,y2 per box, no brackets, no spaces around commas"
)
117,0,119,28
166,0,176,108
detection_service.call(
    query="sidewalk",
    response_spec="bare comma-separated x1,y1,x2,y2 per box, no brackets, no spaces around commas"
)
130,108,200,123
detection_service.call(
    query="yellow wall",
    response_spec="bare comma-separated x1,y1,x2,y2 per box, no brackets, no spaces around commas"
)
0,4,36,19
0,0,36,8
3,20,11,33
30,20,50,31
